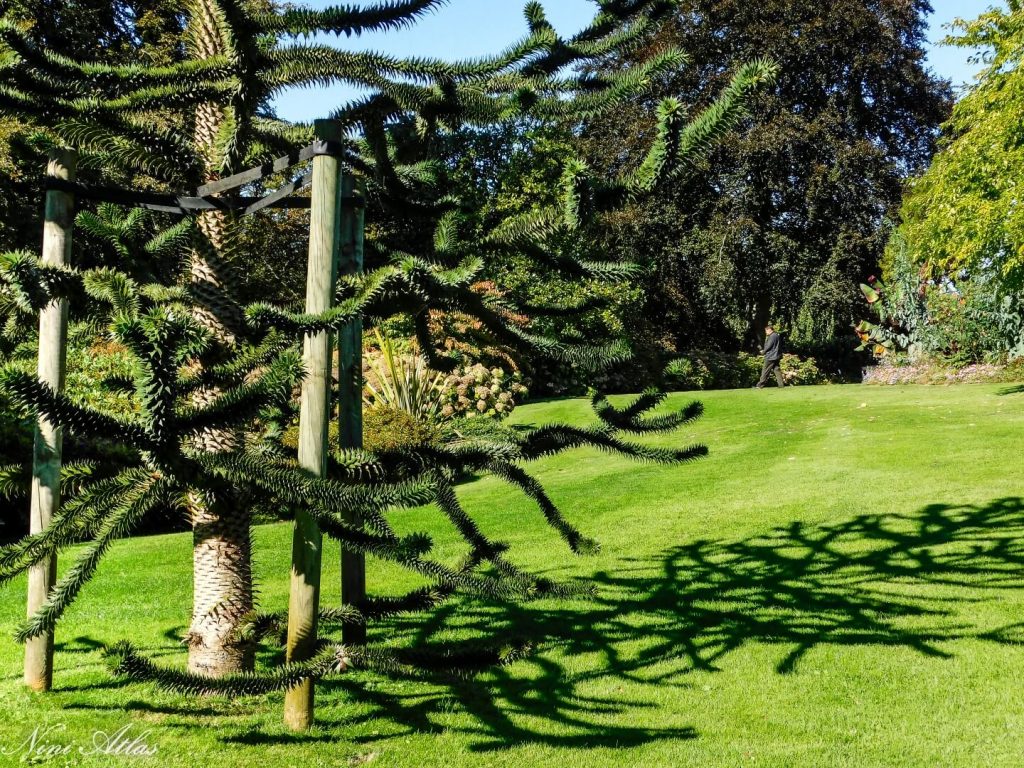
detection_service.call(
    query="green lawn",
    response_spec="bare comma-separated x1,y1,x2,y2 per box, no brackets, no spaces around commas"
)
3,384,1024,767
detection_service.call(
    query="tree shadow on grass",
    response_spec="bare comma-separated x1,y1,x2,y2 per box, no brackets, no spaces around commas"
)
54,635,107,654
221,729,347,746
338,496,1024,752
62,699,223,717
31,497,1024,755
315,665,691,753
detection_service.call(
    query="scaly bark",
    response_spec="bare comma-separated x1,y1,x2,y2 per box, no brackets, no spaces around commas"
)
182,0,254,676
185,488,255,676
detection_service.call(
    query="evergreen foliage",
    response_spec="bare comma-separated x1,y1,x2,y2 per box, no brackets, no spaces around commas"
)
0,235,713,693
0,0,773,696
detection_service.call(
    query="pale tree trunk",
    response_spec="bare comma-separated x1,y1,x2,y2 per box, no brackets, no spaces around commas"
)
186,489,255,675
182,1,254,677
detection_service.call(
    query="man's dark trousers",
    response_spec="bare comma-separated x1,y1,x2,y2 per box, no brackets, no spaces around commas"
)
757,331,784,388
757,358,784,388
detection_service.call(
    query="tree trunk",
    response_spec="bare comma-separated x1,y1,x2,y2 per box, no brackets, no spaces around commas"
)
182,2,254,677
748,295,772,351
186,489,255,676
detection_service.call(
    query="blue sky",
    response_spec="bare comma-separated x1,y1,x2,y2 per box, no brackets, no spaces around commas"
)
929,0,991,88
273,0,995,123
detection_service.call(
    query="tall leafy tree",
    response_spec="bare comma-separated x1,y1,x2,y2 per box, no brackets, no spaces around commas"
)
583,0,951,355
897,1,1024,288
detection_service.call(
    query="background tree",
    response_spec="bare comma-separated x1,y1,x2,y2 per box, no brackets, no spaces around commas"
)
582,0,951,365
0,0,184,252
897,1,1024,288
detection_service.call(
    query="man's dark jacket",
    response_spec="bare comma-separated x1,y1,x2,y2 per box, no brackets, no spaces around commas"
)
763,332,782,362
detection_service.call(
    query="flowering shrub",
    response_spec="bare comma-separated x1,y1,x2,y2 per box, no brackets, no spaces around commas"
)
779,353,826,386
426,282,527,372
440,364,529,419
862,357,1024,385
666,351,825,390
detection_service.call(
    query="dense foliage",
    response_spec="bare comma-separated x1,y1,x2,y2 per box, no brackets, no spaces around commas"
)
858,241,1024,367
582,0,951,357
0,0,775,708
884,0,1024,372
665,351,825,390
897,1,1024,288
0,0,184,253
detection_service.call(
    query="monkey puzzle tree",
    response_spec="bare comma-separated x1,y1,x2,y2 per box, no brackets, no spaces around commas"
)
0,0,776,690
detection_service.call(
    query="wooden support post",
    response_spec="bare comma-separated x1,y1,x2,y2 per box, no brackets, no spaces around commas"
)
24,149,76,692
284,121,344,731
339,175,366,646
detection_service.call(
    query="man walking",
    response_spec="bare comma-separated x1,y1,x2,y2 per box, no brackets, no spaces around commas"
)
756,324,785,388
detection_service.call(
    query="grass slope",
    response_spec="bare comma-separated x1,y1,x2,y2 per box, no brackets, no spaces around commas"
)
2,384,1024,767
